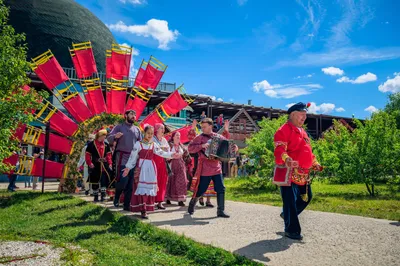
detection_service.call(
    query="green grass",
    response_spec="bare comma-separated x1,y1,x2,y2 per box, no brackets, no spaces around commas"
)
0,191,260,266
225,177,400,221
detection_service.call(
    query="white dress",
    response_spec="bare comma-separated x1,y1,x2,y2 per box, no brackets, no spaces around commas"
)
125,141,174,196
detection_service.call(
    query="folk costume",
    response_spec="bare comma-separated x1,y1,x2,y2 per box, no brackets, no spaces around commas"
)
107,117,142,209
187,129,217,199
125,141,174,216
166,143,191,204
274,102,322,240
187,129,231,217
85,130,113,202
153,124,170,207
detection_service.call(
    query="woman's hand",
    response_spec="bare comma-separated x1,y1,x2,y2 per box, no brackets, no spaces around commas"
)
122,168,130,177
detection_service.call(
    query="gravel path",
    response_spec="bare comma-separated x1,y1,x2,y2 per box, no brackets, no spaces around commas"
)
84,196,400,266
0,241,64,266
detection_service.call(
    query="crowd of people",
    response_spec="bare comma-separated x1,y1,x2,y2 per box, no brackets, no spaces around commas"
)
81,109,237,219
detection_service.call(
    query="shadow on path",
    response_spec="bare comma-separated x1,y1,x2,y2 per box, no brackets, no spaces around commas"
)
233,232,302,263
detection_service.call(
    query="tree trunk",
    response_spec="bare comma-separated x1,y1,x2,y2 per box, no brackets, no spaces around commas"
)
371,183,375,196
365,182,373,196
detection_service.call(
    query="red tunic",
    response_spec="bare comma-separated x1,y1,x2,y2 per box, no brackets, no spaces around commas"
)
274,122,319,185
85,140,112,166
188,130,230,177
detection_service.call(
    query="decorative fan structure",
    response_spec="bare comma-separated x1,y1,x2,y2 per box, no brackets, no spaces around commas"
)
3,41,194,184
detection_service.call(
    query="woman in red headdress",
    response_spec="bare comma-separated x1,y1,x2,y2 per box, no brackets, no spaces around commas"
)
153,123,170,209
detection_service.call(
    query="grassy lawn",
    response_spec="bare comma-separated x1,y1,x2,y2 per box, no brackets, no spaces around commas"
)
225,177,400,221
0,190,260,266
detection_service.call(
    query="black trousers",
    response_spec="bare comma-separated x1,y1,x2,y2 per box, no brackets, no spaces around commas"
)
280,183,312,234
114,165,134,209
195,174,225,197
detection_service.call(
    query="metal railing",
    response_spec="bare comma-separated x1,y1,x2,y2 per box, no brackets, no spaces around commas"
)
62,67,176,92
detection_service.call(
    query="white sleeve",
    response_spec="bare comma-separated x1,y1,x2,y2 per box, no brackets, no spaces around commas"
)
126,142,141,169
77,146,87,167
153,143,174,159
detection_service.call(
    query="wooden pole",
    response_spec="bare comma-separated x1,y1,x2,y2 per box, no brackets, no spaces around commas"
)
41,121,50,193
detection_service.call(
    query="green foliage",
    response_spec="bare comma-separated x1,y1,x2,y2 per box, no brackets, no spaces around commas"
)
0,191,260,265
314,112,400,195
225,178,400,220
384,92,400,129
62,113,125,193
0,0,48,172
244,116,287,178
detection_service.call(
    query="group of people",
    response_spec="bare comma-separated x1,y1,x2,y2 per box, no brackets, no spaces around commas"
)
83,109,236,219
82,102,322,240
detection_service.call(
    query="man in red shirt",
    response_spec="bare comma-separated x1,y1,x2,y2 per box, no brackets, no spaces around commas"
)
188,118,237,218
274,102,323,240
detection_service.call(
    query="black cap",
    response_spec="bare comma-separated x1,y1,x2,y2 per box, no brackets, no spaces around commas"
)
125,109,136,116
287,102,309,114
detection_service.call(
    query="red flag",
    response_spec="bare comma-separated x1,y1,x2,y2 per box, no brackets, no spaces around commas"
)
34,57,69,89
31,158,64,178
125,96,148,119
161,90,188,115
139,112,164,129
71,48,97,78
63,95,93,123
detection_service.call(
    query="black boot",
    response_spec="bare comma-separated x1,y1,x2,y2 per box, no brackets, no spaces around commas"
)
188,197,199,215
217,193,230,218
100,191,106,202
94,194,99,202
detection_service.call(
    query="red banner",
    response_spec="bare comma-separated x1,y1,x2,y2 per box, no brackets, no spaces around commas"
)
71,48,97,78
106,91,111,113
164,125,192,144
35,133,74,155
49,111,79,137
34,57,69,89
106,56,113,79
110,90,126,115
110,51,131,80
3,154,19,174
85,89,106,115
161,90,188,115
125,96,147,118
133,67,146,88
139,112,163,129
63,95,93,123
31,158,64,178
141,64,159,89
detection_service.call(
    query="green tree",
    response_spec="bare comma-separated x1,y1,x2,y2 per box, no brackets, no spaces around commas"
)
352,111,400,196
0,0,47,172
244,115,287,178
384,92,400,129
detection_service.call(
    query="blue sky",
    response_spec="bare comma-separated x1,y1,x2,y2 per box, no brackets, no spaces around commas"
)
76,0,400,119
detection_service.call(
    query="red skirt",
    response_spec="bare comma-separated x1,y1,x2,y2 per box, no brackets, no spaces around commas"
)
130,181,155,213
153,154,168,203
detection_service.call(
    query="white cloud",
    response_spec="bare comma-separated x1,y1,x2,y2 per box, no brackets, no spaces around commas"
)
294,73,314,79
307,102,336,114
335,107,345,112
322,67,344,76
336,72,377,84
196,94,223,102
237,0,248,6
273,47,400,69
108,19,179,50
328,0,374,48
291,0,326,52
378,73,400,93
365,105,378,113
119,0,146,5
252,80,322,99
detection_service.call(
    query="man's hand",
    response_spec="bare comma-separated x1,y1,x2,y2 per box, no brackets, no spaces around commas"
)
89,164,95,169
224,120,229,132
285,157,298,168
172,153,182,159
233,144,239,153
192,119,198,129
314,164,323,172
109,165,113,171
122,168,130,177
115,132,123,139
202,143,209,149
